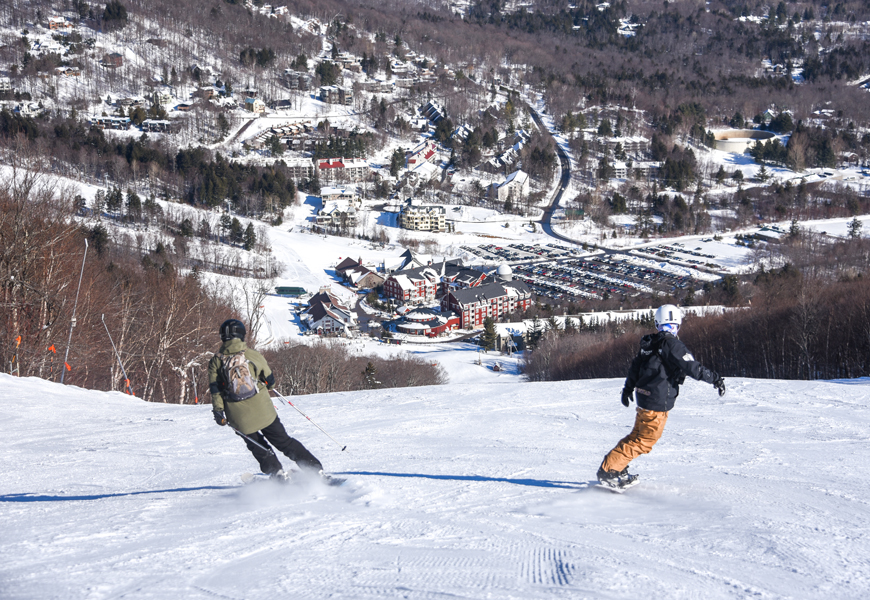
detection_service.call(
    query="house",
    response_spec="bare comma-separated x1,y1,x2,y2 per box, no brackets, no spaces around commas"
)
141,119,174,133
383,249,429,274
319,85,353,106
492,170,529,205
383,265,441,303
102,53,123,68
153,89,173,105
321,186,360,205
397,199,446,232
315,201,358,229
244,97,265,113
406,141,437,167
48,16,72,30
316,157,369,183
407,161,439,185
17,103,40,118
0,78,12,94
440,280,533,329
422,101,445,123
89,116,131,130
335,258,385,290
283,70,311,91
303,288,356,336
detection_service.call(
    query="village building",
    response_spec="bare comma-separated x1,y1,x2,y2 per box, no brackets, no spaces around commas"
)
102,53,123,68
335,258,385,290
0,78,12,94
422,101,445,123
315,201,358,229
48,16,73,31
321,186,360,204
303,288,356,336
492,169,529,205
316,157,369,183
394,307,461,337
319,85,353,106
141,119,174,133
383,265,441,303
283,157,316,180
382,249,429,274
406,141,437,168
440,270,533,329
90,116,131,130
283,70,311,91
152,89,173,105
244,97,266,113
397,199,446,232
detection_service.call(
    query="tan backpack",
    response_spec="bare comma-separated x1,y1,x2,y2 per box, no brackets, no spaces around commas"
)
221,352,259,401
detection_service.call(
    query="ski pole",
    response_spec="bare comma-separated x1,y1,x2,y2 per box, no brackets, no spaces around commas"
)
272,389,347,451
230,426,276,456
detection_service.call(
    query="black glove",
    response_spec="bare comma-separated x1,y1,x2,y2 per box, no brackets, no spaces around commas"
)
621,388,634,407
714,377,726,397
213,410,227,426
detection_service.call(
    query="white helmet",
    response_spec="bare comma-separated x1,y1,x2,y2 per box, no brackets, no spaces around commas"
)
654,304,683,328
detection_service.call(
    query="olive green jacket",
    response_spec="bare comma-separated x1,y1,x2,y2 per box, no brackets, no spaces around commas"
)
208,338,276,434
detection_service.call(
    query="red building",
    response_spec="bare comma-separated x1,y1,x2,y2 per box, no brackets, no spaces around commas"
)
440,280,532,329
395,308,461,337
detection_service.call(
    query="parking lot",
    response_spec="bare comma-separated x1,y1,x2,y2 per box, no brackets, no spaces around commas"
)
461,242,576,263
513,254,702,300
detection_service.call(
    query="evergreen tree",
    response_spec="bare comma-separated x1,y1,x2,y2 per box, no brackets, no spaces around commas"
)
105,186,123,216
527,316,544,349
243,222,256,250
481,317,497,352
219,213,232,241
363,362,379,389
546,315,561,335
564,317,577,335
126,189,141,221
230,217,244,245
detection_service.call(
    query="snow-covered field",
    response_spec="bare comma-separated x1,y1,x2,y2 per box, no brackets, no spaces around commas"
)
2,372,868,599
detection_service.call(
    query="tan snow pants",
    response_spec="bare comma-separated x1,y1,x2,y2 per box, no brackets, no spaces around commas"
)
601,407,669,473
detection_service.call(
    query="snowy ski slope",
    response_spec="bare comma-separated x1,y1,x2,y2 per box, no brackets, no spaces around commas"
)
1,373,868,599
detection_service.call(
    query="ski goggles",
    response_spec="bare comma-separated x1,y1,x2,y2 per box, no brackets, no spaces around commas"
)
657,323,679,335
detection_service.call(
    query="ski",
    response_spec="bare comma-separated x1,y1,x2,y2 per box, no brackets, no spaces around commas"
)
240,471,346,487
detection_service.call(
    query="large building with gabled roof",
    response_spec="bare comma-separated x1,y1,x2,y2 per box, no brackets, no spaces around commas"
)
440,280,533,329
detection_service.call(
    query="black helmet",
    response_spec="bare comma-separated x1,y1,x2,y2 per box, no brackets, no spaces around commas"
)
220,319,246,342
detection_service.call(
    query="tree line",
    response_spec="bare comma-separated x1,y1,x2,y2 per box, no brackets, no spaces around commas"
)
523,233,870,382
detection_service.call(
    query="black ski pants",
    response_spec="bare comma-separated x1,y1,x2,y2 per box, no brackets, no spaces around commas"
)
242,416,322,475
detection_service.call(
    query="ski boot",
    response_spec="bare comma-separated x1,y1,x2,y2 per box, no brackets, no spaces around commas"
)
597,466,639,491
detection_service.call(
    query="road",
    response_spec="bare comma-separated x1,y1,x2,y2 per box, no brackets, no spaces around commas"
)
524,103,580,246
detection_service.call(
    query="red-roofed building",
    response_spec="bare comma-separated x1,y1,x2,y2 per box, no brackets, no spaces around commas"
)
406,141,437,167
316,157,369,183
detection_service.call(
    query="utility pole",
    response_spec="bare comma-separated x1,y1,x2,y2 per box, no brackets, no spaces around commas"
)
60,239,88,384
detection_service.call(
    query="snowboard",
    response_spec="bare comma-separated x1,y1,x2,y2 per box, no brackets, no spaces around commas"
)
596,478,640,494
241,471,346,487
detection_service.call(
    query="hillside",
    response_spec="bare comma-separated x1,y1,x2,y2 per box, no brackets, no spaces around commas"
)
2,372,868,599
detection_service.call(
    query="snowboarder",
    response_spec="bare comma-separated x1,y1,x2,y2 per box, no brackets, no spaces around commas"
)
597,304,726,490
209,319,323,479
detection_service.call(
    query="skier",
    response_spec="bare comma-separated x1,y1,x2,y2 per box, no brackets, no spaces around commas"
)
597,304,726,490
209,319,323,480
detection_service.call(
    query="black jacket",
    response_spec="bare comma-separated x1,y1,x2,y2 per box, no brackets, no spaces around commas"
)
624,331,718,412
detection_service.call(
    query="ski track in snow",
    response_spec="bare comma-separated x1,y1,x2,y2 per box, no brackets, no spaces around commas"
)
1,374,869,599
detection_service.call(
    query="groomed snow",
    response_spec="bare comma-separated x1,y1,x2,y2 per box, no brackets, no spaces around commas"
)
2,373,868,599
